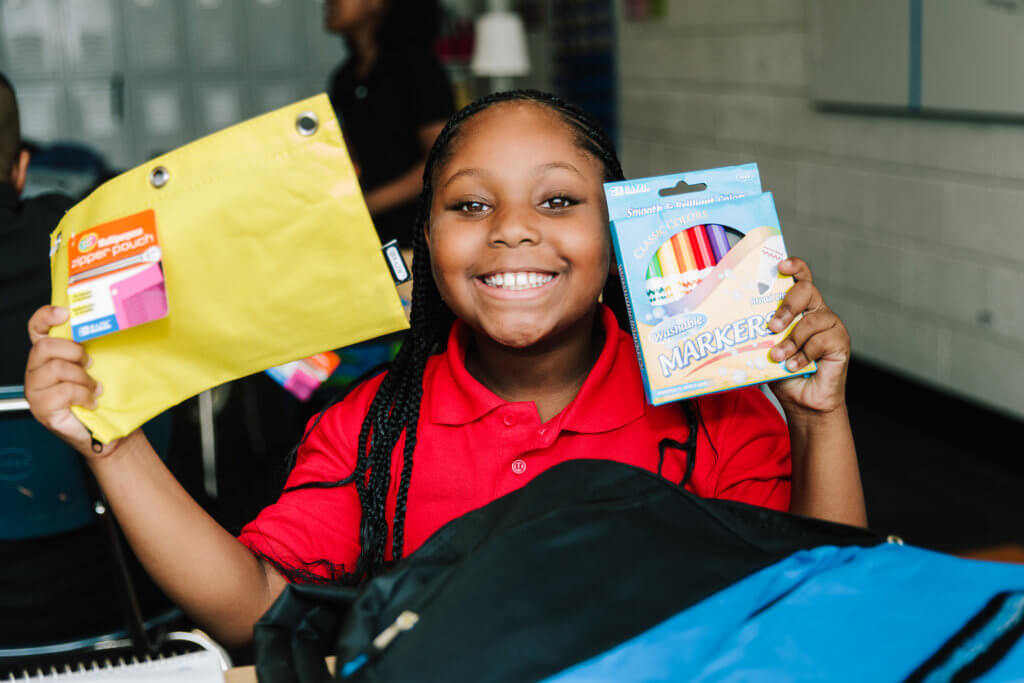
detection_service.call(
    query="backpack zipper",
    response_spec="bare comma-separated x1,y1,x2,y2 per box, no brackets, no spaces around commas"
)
340,610,421,678
372,610,420,650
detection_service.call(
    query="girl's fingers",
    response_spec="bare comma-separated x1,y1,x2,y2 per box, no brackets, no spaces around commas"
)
780,327,843,371
800,325,848,363
32,382,99,417
27,306,69,344
770,310,845,365
769,259,820,333
777,309,837,354
781,350,810,373
777,257,813,283
767,279,822,333
26,336,89,373
25,357,99,395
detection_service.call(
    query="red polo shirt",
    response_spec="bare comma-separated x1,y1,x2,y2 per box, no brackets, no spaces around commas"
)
239,306,791,580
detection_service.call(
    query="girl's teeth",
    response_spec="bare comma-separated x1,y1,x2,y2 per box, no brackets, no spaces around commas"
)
484,272,554,290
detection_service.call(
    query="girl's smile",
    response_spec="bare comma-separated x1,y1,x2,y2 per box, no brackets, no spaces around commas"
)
478,271,557,295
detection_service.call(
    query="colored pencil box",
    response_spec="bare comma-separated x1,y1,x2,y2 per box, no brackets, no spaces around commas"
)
604,164,815,406
266,351,342,402
48,94,409,444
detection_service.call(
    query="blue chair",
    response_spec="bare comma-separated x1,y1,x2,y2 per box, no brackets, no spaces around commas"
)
0,386,230,674
0,385,163,540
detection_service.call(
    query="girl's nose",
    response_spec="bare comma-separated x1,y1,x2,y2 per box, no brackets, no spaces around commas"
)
488,206,541,247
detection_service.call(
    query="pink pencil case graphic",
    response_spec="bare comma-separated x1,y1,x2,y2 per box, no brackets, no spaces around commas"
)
67,210,169,342
111,262,168,329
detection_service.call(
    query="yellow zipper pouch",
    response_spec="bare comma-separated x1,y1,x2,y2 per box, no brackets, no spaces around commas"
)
48,94,409,444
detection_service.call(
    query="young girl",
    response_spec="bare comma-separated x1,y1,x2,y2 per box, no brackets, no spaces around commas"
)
23,91,865,648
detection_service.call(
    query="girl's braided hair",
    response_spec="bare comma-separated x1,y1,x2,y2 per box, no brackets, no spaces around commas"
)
270,90,700,585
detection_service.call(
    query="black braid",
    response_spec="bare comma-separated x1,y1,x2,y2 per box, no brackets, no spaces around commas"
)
271,90,701,585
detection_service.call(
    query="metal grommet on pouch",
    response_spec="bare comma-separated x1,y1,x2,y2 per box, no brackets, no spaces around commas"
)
296,111,318,136
149,166,170,188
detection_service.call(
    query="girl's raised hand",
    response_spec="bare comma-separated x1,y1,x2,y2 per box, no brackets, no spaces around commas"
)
24,306,121,457
766,258,851,416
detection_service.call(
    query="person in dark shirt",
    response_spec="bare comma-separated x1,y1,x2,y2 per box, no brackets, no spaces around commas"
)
0,73,73,387
0,72,172,648
325,0,455,247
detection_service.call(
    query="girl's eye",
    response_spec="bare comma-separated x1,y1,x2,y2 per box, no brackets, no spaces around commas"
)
453,200,489,214
541,195,577,210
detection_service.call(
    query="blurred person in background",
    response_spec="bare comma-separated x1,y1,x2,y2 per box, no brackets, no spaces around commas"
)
0,72,172,647
325,0,455,248
0,72,73,387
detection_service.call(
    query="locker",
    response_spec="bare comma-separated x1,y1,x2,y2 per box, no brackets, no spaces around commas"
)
195,82,243,135
121,0,183,71
13,82,66,144
60,0,119,75
132,82,191,159
245,0,299,70
1,0,65,77
185,0,241,71
68,79,128,168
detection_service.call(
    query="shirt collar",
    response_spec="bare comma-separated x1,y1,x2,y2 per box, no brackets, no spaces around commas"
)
430,305,647,434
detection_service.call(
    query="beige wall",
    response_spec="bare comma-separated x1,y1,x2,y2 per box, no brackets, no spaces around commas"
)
616,0,1024,419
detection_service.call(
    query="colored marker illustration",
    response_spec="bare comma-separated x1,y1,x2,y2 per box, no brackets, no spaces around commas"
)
685,225,715,269
705,224,732,261
671,230,697,273
646,224,744,308
646,258,667,305
655,236,682,301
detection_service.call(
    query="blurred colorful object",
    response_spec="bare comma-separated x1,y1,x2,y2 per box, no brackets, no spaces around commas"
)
266,352,342,402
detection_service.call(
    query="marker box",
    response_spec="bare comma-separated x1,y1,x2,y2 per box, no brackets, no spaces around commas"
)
604,163,815,406
67,209,169,342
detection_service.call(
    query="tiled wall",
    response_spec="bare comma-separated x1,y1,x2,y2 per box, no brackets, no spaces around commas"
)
615,0,1024,418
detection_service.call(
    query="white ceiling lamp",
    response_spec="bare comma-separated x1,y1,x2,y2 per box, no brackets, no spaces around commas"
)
471,9,530,93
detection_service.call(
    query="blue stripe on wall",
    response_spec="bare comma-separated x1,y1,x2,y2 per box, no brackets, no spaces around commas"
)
909,0,922,111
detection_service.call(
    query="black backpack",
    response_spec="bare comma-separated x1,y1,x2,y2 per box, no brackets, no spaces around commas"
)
253,459,881,682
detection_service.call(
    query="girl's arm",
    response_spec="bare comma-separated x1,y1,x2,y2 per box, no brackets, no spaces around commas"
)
363,121,446,215
87,432,288,646
767,259,868,527
784,403,866,525
24,306,287,647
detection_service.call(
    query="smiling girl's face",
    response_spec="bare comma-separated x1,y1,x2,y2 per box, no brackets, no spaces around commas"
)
427,101,611,350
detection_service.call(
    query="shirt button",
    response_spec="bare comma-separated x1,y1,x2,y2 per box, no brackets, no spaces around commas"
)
503,414,515,427
511,459,526,475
